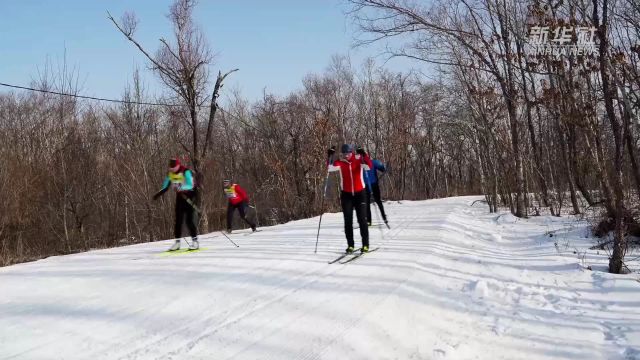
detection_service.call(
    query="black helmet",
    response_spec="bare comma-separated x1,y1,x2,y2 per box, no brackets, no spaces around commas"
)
340,144,353,154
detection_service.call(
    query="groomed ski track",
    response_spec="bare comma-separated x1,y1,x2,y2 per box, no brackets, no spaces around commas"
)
1,196,639,359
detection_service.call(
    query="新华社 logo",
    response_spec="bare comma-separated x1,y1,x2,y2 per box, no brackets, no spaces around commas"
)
526,25,598,57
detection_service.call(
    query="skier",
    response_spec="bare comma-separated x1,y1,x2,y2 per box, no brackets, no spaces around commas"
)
223,179,257,233
359,147,388,226
327,144,373,254
152,158,199,251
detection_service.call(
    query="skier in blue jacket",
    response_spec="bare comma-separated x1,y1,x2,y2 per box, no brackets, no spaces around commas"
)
362,152,388,226
152,158,199,251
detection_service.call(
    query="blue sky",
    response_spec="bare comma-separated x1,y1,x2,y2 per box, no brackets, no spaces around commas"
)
0,0,422,103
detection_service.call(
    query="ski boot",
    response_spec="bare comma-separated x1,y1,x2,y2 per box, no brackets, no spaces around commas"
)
189,237,199,250
345,246,355,254
362,246,369,253
168,240,181,251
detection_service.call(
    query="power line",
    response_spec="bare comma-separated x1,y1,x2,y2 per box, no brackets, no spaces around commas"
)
0,80,265,134
0,81,184,107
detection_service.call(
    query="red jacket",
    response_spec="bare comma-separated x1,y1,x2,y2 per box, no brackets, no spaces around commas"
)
224,184,249,205
328,153,373,194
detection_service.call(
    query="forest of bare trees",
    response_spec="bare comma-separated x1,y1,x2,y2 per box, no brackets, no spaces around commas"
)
348,0,640,273
1,0,639,273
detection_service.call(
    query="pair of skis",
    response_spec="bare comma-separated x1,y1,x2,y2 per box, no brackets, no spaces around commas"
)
163,228,260,253
328,247,379,264
160,247,206,256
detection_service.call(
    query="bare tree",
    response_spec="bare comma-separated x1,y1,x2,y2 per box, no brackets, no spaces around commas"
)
108,0,237,231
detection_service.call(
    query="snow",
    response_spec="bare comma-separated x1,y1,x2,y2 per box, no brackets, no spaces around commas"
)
1,196,639,359
495,212,520,225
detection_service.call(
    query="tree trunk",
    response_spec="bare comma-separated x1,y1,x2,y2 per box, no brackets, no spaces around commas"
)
594,0,627,273
496,4,525,218
560,125,581,214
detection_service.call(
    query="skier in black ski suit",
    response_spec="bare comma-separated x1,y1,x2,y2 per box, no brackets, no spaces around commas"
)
358,146,388,227
153,158,199,251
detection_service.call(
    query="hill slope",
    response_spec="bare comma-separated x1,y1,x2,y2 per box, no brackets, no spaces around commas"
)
1,197,639,359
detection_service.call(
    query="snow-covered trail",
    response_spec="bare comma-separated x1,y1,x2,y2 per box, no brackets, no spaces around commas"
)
1,196,639,359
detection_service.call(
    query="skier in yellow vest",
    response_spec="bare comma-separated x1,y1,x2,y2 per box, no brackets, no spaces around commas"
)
153,158,198,251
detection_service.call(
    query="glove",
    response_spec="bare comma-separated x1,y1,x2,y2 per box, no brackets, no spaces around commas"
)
356,147,366,156
327,147,335,157
152,192,161,201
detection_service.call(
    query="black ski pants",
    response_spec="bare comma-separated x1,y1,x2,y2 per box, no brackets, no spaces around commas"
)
175,191,198,239
366,182,387,223
227,202,256,230
341,190,369,248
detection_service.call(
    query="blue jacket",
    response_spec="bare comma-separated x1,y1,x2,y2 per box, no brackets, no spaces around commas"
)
160,167,195,193
364,159,385,185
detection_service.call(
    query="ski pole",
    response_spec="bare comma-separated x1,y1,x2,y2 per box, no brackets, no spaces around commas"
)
220,231,240,247
315,149,335,253
314,171,331,253
365,165,384,235
180,193,202,214
176,193,199,247
372,195,387,232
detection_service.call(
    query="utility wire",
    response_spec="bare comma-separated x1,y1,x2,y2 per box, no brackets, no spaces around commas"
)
0,81,182,107
0,80,265,134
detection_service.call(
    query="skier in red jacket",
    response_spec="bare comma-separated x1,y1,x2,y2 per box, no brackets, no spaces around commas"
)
223,179,257,233
327,144,373,254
